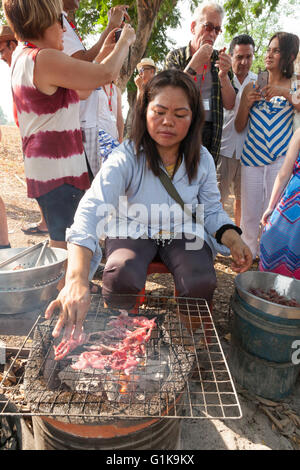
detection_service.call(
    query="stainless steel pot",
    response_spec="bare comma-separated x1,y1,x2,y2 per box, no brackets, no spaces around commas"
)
235,271,300,319
0,247,67,290
0,274,63,315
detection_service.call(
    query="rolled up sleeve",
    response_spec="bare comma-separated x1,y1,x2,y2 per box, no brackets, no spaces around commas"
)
66,144,134,278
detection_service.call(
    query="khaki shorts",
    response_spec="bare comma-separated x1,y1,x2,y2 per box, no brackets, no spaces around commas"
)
216,153,241,203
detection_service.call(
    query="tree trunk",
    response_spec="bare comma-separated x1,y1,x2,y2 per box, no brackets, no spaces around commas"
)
124,88,137,138
117,0,164,92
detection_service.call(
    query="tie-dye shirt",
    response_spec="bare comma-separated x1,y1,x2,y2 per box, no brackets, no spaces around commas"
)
11,46,90,198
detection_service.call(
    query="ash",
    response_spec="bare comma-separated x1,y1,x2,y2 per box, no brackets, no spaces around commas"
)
58,348,172,402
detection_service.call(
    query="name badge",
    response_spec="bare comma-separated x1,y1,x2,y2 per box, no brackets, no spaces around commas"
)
203,99,210,111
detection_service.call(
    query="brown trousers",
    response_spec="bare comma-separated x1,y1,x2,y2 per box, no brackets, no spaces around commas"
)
102,236,217,310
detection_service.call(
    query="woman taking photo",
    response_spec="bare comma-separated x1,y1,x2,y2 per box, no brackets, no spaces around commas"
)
3,0,135,252
235,32,300,259
45,69,252,341
260,128,300,279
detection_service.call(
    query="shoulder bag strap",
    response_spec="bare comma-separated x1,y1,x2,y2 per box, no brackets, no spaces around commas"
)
158,168,196,222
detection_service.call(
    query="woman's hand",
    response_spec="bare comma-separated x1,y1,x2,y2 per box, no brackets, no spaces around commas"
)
261,207,273,226
262,84,288,101
229,239,253,273
97,29,118,60
220,229,253,273
119,23,136,47
242,83,261,109
107,4,130,29
45,277,91,341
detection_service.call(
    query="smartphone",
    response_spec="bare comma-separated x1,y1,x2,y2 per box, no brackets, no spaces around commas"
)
115,28,122,42
257,71,268,94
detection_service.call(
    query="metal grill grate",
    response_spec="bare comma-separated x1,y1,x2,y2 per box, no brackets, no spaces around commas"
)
0,295,242,420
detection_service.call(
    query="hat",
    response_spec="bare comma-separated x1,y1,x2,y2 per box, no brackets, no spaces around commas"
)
137,58,156,72
0,25,15,42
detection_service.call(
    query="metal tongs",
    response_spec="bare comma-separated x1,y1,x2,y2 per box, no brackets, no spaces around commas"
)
0,240,49,270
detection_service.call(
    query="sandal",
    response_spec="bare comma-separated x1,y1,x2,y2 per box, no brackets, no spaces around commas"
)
89,281,102,294
21,223,48,235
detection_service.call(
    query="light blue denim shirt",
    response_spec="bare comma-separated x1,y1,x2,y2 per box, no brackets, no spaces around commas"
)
66,140,233,278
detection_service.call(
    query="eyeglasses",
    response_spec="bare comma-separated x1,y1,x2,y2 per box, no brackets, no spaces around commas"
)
139,66,155,73
58,13,64,29
200,22,222,35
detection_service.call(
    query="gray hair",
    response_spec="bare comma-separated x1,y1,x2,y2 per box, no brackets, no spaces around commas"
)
193,3,225,22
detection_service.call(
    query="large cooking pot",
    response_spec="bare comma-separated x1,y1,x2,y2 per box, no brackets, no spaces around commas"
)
234,271,300,319
0,274,63,315
0,247,67,290
231,271,300,363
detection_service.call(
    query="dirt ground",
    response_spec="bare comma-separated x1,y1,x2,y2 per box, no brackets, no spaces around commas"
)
1,124,300,450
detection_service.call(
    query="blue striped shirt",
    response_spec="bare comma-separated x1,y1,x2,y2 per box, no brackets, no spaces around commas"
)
241,96,294,166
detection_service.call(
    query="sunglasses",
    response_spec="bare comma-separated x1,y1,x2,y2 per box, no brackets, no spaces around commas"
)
200,22,222,35
139,66,155,73
58,13,64,29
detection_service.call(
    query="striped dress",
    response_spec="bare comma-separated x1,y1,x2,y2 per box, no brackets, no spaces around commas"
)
11,46,90,199
241,96,294,167
259,151,300,279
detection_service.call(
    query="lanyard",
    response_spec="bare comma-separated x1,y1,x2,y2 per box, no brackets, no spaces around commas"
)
104,83,113,112
67,18,83,43
23,41,37,48
193,64,208,85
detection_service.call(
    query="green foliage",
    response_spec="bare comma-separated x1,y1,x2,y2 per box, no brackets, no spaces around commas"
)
223,0,297,71
76,0,181,65
0,1,5,23
75,0,181,93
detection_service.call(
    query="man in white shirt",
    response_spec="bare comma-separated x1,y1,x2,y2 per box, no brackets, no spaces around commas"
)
217,34,256,226
62,1,129,177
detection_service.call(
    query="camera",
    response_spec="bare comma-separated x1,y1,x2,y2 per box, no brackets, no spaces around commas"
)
114,7,128,43
114,28,122,42
257,71,268,97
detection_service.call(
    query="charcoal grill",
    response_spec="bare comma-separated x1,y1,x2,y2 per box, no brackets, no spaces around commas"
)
0,295,242,422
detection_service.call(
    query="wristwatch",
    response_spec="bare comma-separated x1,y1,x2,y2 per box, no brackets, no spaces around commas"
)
186,66,197,76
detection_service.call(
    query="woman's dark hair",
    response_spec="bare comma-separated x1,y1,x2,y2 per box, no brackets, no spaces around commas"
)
269,32,299,79
130,69,205,183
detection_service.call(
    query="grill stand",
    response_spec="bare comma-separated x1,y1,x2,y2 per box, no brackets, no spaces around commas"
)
1,295,242,450
32,414,182,450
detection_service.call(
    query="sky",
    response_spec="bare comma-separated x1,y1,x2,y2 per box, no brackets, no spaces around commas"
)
0,1,299,123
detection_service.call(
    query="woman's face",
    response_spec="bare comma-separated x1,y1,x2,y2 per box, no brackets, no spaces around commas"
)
146,86,193,156
265,37,281,71
42,15,65,51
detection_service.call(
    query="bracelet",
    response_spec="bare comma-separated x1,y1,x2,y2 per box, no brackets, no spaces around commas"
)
215,224,242,245
186,66,197,76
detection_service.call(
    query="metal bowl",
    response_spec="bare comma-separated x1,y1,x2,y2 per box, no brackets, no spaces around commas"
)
235,271,300,319
0,274,63,315
0,247,67,290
